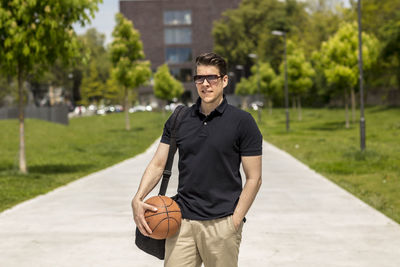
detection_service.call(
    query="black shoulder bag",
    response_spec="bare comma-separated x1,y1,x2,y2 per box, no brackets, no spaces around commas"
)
134,105,188,260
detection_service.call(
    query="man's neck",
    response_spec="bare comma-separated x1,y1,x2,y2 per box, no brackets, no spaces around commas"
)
200,97,223,116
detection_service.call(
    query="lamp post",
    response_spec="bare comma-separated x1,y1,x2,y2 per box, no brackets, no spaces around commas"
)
68,72,74,107
272,30,289,132
228,71,236,95
248,53,262,123
357,0,366,151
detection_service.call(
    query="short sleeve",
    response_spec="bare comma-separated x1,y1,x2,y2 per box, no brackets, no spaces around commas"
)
160,114,173,144
238,113,263,156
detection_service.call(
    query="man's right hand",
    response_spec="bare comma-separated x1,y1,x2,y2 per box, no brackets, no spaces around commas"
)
132,197,158,236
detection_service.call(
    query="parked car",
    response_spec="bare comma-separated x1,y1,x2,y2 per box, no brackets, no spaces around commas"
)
129,105,152,113
74,105,86,115
114,105,123,112
96,107,106,115
164,102,183,111
250,101,264,111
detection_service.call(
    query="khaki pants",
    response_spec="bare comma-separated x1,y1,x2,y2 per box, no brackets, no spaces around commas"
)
165,215,243,267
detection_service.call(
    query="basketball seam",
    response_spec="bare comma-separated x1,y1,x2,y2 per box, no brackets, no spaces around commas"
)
151,217,169,235
159,196,170,239
169,217,181,227
149,217,180,231
148,216,180,237
146,198,174,209
145,211,181,219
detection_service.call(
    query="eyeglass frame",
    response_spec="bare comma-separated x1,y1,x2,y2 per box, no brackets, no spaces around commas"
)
193,74,224,85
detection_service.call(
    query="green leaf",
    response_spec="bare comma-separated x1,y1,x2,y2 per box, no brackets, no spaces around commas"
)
22,45,30,56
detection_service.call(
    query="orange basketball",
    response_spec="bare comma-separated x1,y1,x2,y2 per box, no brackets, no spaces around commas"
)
144,196,182,240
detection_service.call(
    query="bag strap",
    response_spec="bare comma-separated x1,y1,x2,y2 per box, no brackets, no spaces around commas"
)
158,105,188,196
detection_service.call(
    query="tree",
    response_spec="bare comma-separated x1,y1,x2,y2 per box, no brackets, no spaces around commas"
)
381,12,400,88
104,75,122,104
213,0,308,72
72,28,111,106
0,0,102,173
301,0,342,56
236,61,279,113
153,64,184,112
235,76,255,109
345,0,400,93
80,61,105,106
79,28,111,85
259,63,280,114
82,71,122,106
110,13,151,131
26,57,75,107
317,22,379,128
0,74,15,106
279,42,315,120
349,0,400,38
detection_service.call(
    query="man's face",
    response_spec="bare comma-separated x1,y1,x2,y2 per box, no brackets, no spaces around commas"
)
195,65,228,104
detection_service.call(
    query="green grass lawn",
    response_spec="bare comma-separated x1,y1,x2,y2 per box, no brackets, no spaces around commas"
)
254,106,400,223
0,112,166,212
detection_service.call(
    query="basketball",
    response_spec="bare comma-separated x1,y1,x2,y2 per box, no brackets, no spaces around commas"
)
144,195,182,240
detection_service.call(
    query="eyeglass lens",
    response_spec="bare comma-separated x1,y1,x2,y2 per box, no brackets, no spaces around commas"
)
194,75,220,84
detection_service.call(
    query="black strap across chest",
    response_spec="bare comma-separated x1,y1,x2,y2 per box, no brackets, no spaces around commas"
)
158,105,188,196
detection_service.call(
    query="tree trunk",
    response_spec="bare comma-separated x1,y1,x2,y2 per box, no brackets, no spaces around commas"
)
124,87,130,131
268,98,272,115
345,89,350,129
241,96,248,110
49,84,55,106
162,100,166,116
18,68,27,174
297,96,302,121
396,56,400,89
292,96,297,112
351,87,356,124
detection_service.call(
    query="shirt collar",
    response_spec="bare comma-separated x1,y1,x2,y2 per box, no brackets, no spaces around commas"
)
191,95,228,117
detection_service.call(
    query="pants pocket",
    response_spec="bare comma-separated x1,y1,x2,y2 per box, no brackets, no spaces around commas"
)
228,215,241,233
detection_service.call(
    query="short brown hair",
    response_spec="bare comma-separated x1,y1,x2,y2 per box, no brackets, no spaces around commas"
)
195,52,227,76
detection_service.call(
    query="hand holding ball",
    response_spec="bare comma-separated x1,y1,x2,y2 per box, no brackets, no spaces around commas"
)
144,196,182,239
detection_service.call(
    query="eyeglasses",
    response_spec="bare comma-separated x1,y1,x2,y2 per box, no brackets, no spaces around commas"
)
193,75,223,85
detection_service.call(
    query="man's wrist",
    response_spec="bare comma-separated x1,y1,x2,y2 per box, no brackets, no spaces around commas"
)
132,196,143,208
133,193,145,202
232,213,244,224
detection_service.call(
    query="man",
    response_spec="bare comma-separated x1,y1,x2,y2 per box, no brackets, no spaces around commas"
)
132,52,262,267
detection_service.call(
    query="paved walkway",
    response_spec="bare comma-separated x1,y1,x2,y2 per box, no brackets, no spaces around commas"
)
1,140,400,267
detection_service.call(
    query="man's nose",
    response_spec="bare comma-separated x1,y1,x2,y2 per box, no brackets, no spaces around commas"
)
201,78,210,86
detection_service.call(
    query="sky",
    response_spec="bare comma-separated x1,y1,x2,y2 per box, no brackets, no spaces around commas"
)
73,0,119,45
73,0,351,46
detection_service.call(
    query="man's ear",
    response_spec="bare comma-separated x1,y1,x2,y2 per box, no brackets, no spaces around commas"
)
222,75,229,88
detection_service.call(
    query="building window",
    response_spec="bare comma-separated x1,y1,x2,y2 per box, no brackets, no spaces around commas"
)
164,10,192,25
166,47,192,63
170,68,193,82
164,28,192,44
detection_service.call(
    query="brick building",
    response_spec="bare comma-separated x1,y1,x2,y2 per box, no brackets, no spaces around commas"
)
119,0,241,106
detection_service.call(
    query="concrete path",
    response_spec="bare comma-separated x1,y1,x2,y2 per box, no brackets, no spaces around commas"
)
1,140,400,267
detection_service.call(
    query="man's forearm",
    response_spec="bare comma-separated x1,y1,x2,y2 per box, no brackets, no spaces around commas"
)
233,176,262,223
134,164,164,201
133,143,170,202
132,143,169,235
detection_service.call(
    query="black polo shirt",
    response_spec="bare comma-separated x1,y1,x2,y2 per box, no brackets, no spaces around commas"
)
160,96,262,220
